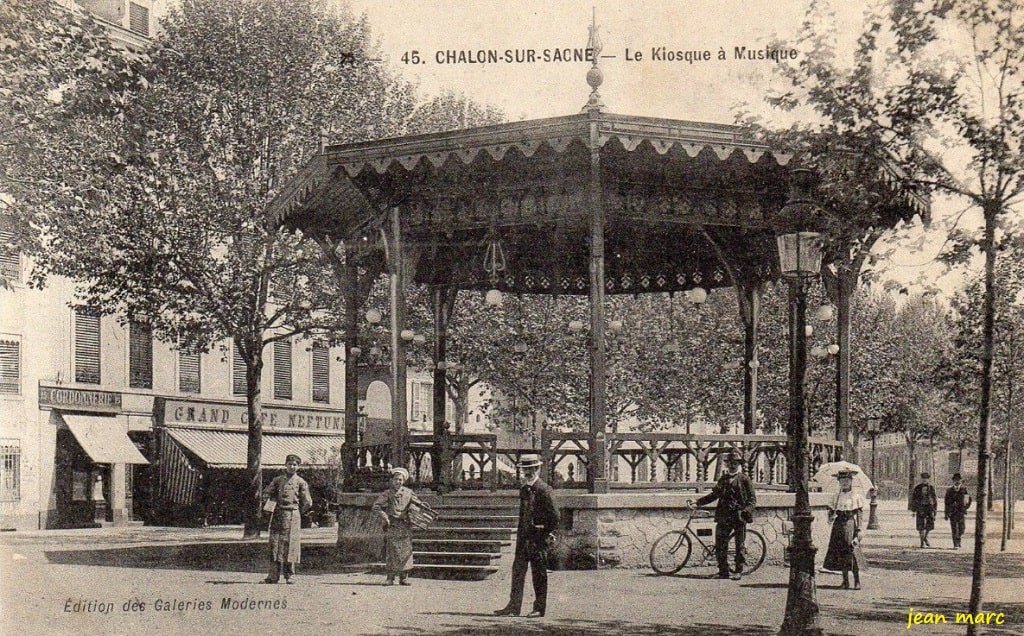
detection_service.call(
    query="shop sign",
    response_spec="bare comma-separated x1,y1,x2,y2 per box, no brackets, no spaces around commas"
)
39,385,122,413
160,399,343,432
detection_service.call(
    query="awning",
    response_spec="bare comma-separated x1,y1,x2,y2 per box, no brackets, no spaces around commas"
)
165,428,342,468
62,414,149,464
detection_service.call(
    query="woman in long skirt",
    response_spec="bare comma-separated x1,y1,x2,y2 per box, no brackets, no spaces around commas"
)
262,454,312,584
373,467,423,586
822,469,866,590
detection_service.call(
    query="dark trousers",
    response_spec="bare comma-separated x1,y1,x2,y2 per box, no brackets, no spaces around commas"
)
715,520,746,574
267,561,294,582
949,514,966,546
507,541,548,613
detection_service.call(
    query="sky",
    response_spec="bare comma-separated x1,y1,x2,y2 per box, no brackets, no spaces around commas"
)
340,0,989,301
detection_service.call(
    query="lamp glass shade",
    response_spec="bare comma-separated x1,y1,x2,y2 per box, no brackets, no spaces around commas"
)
485,289,504,307
365,308,382,324
400,329,415,341
568,320,585,334
413,334,426,344
776,231,823,278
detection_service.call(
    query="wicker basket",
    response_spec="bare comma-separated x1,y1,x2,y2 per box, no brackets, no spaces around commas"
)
407,500,437,530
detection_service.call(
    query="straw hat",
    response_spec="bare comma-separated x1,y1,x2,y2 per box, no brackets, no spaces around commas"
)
518,453,542,469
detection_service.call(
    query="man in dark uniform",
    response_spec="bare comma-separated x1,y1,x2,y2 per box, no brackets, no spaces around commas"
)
688,450,757,580
910,472,938,547
495,453,560,618
944,472,972,549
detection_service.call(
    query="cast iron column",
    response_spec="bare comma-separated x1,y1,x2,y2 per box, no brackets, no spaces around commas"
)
586,110,609,494
432,286,451,492
343,247,360,483
386,206,409,470
780,278,823,635
742,282,761,434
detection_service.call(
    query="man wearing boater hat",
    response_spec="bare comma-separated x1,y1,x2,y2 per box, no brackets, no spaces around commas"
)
495,453,560,618
688,450,757,580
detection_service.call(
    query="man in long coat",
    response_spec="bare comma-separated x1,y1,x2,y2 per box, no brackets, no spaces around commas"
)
495,454,560,618
944,472,972,549
690,450,757,580
262,454,313,584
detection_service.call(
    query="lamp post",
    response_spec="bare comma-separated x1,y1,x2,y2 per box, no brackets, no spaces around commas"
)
867,418,881,530
776,168,825,636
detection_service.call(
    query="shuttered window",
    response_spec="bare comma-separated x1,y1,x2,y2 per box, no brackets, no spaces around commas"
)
74,310,101,384
0,338,20,394
0,229,20,284
0,440,20,501
273,339,292,400
128,2,150,35
411,381,433,422
179,349,201,394
311,342,329,404
128,321,153,389
232,343,246,396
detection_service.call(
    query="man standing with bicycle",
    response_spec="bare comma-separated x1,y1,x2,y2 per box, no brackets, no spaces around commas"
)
688,450,756,580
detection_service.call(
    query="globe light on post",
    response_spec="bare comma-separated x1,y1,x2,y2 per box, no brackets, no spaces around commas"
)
365,308,382,325
568,319,585,334
827,344,840,356
805,325,814,337
400,329,415,342
413,334,426,345
485,289,504,307
814,305,835,322
608,319,623,334
686,287,708,304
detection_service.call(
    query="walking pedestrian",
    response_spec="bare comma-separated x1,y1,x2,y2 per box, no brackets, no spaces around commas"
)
687,450,757,580
910,472,938,548
944,473,972,549
372,467,423,586
261,454,313,584
822,469,865,590
494,454,560,618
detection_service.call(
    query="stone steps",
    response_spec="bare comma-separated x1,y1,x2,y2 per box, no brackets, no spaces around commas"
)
409,493,519,581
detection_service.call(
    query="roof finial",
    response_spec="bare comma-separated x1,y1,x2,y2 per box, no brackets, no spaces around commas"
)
583,7,604,112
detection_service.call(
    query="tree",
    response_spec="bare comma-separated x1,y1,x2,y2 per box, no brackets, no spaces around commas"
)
0,0,151,287
13,0,421,536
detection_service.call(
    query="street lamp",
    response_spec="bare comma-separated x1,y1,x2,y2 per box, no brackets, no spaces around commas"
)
866,418,881,530
776,167,825,636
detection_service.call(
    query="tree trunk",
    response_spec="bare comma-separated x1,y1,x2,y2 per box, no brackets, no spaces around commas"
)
835,272,854,461
242,343,264,538
967,202,998,632
907,435,917,511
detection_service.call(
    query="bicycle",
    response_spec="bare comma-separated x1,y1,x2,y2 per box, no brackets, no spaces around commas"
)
649,505,767,576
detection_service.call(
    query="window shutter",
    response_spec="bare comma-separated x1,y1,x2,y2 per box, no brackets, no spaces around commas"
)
128,2,149,35
128,321,153,389
0,440,20,502
74,310,101,384
179,349,201,394
0,229,20,283
311,343,329,404
273,339,292,400
0,339,19,394
422,381,433,421
232,344,246,396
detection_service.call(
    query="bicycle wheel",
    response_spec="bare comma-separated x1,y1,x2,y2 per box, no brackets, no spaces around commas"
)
731,528,767,574
649,530,692,575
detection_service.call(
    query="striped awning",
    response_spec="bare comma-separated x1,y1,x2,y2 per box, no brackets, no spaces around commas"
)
63,414,149,464
165,428,342,468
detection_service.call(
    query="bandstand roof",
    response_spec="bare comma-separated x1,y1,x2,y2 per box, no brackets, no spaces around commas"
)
270,111,927,295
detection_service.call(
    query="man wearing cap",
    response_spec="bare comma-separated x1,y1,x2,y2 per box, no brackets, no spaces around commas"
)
688,450,756,580
261,454,312,584
944,473,972,549
910,472,938,548
495,453,559,618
